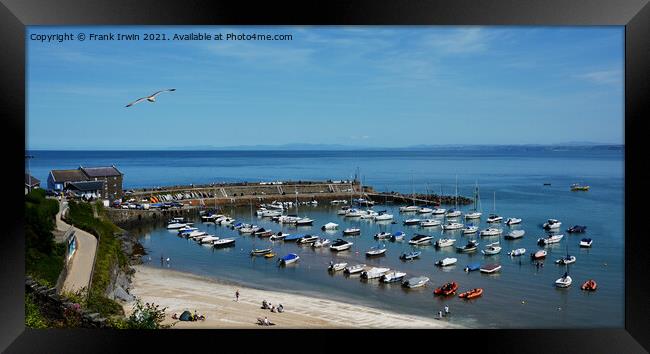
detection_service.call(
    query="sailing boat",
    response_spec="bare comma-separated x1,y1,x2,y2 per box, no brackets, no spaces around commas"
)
431,183,446,215
446,175,462,217
465,182,482,219
400,175,419,212
486,192,503,223
555,244,576,265
555,264,573,288
295,187,313,226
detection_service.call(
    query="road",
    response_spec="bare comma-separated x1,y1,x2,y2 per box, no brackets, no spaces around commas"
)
55,199,98,295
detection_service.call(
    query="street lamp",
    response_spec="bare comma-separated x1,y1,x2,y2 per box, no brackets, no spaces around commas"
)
25,154,34,194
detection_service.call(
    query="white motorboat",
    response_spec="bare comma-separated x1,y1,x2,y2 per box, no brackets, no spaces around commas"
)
435,257,457,267
464,212,482,219
409,234,433,245
402,276,429,288
381,271,407,283
279,253,300,265
330,200,348,205
366,247,387,257
463,225,479,234
328,262,348,272
456,240,479,253
580,238,593,247
486,214,503,223
261,210,282,217
359,210,379,219
505,217,522,225
213,238,235,247
374,232,392,240
509,248,526,256
555,255,576,265
442,222,464,230
343,228,361,236
431,208,447,215
198,235,219,244
538,234,564,245
399,205,419,212
480,228,502,236
555,272,573,288
270,232,290,241
505,230,525,239
391,231,406,241
446,209,462,218
220,217,236,226
360,267,390,279
239,225,260,234
296,217,314,226
417,207,434,214
481,243,502,255
344,264,366,274
374,213,394,221
177,226,198,233
187,231,208,239
336,206,351,215
330,239,353,251
167,222,188,229
321,222,339,230
435,238,456,248
543,219,562,229
312,238,331,248
297,235,319,244
403,218,421,225
420,219,441,227
345,209,363,217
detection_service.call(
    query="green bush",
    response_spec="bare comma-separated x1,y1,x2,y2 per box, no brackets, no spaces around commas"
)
121,299,170,329
25,190,64,286
25,294,48,329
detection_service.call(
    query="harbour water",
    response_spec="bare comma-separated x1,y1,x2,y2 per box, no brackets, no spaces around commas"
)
28,147,624,328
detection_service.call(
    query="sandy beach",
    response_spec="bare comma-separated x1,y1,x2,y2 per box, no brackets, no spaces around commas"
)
126,265,462,329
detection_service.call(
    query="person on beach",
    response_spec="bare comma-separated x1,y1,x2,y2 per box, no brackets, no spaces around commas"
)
438,311,443,319
262,300,268,309
263,317,270,326
278,304,284,313
271,305,276,313
160,256,164,266
236,289,240,302
444,305,449,315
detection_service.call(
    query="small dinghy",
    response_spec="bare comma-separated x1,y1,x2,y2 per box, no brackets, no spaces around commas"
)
328,262,348,272
390,231,406,241
420,219,441,227
555,271,572,288
344,264,366,274
330,239,353,251
321,222,339,230
505,230,525,239
480,263,502,274
381,271,407,283
366,247,387,257
581,279,597,291
580,238,593,247
312,238,331,248
400,251,422,261
555,255,576,265
505,217,522,225
459,288,483,299
251,248,273,256
531,249,547,260
435,257,458,267
374,232,392,240
402,276,429,288
464,263,481,272
278,253,300,265
264,253,275,259
567,225,587,233
509,248,526,257
538,234,564,246
435,238,456,248
456,240,479,253
213,238,235,247
343,228,361,236
434,281,458,296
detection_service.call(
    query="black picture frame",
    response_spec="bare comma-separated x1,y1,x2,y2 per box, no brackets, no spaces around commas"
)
2,0,648,352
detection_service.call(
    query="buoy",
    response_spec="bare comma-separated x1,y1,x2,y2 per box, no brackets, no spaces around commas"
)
521,300,526,304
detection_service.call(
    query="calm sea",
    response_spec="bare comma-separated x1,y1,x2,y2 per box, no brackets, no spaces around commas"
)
28,148,624,328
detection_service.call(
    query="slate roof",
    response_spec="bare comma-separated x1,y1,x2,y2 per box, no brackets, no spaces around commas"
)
67,181,104,192
50,169,89,183
80,166,123,177
25,173,40,186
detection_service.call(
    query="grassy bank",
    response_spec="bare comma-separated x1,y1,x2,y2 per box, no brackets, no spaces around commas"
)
25,189,64,287
66,200,128,317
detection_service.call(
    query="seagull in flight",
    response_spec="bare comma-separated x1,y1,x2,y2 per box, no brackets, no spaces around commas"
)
125,88,176,107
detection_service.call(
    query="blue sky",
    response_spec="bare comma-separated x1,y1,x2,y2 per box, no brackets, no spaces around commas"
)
26,26,624,149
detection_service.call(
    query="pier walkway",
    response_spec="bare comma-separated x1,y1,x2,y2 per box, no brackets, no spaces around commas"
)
56,199,98,294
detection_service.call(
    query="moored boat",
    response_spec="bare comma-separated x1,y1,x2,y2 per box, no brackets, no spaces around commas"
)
269,232,289,241
366,247,387,257
321,222,339,230
213,238,236,247
420,219,442,227
505,217,522,225
390,231,406,241
480,263,502,273
543,219,562,230
555,271,572,287
278,253,300,265
330,238,353,251
581,279,597,291
360,267,390,279
555,255,576,265
403,218,422,226
479,228,502,237
409,234,433,245
464,262,481,272
297,235,319,244
312,238,331,248
251,248,273,256
481,243,502,255
435,257,458,267
456,240,479,253
567,225,587,233
402,276,429,288
328,262,348,272
442,221,464,230
580,238,593,247
531,249,547,260
459,288,483,299
374,232,392,240
400,251,421,260
344,264,366,274
509,248,526,257
538,234,564,246
435,238,456,248
343,228,361,236
381,271,407,283
505,230,525,239
434,281,458,296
